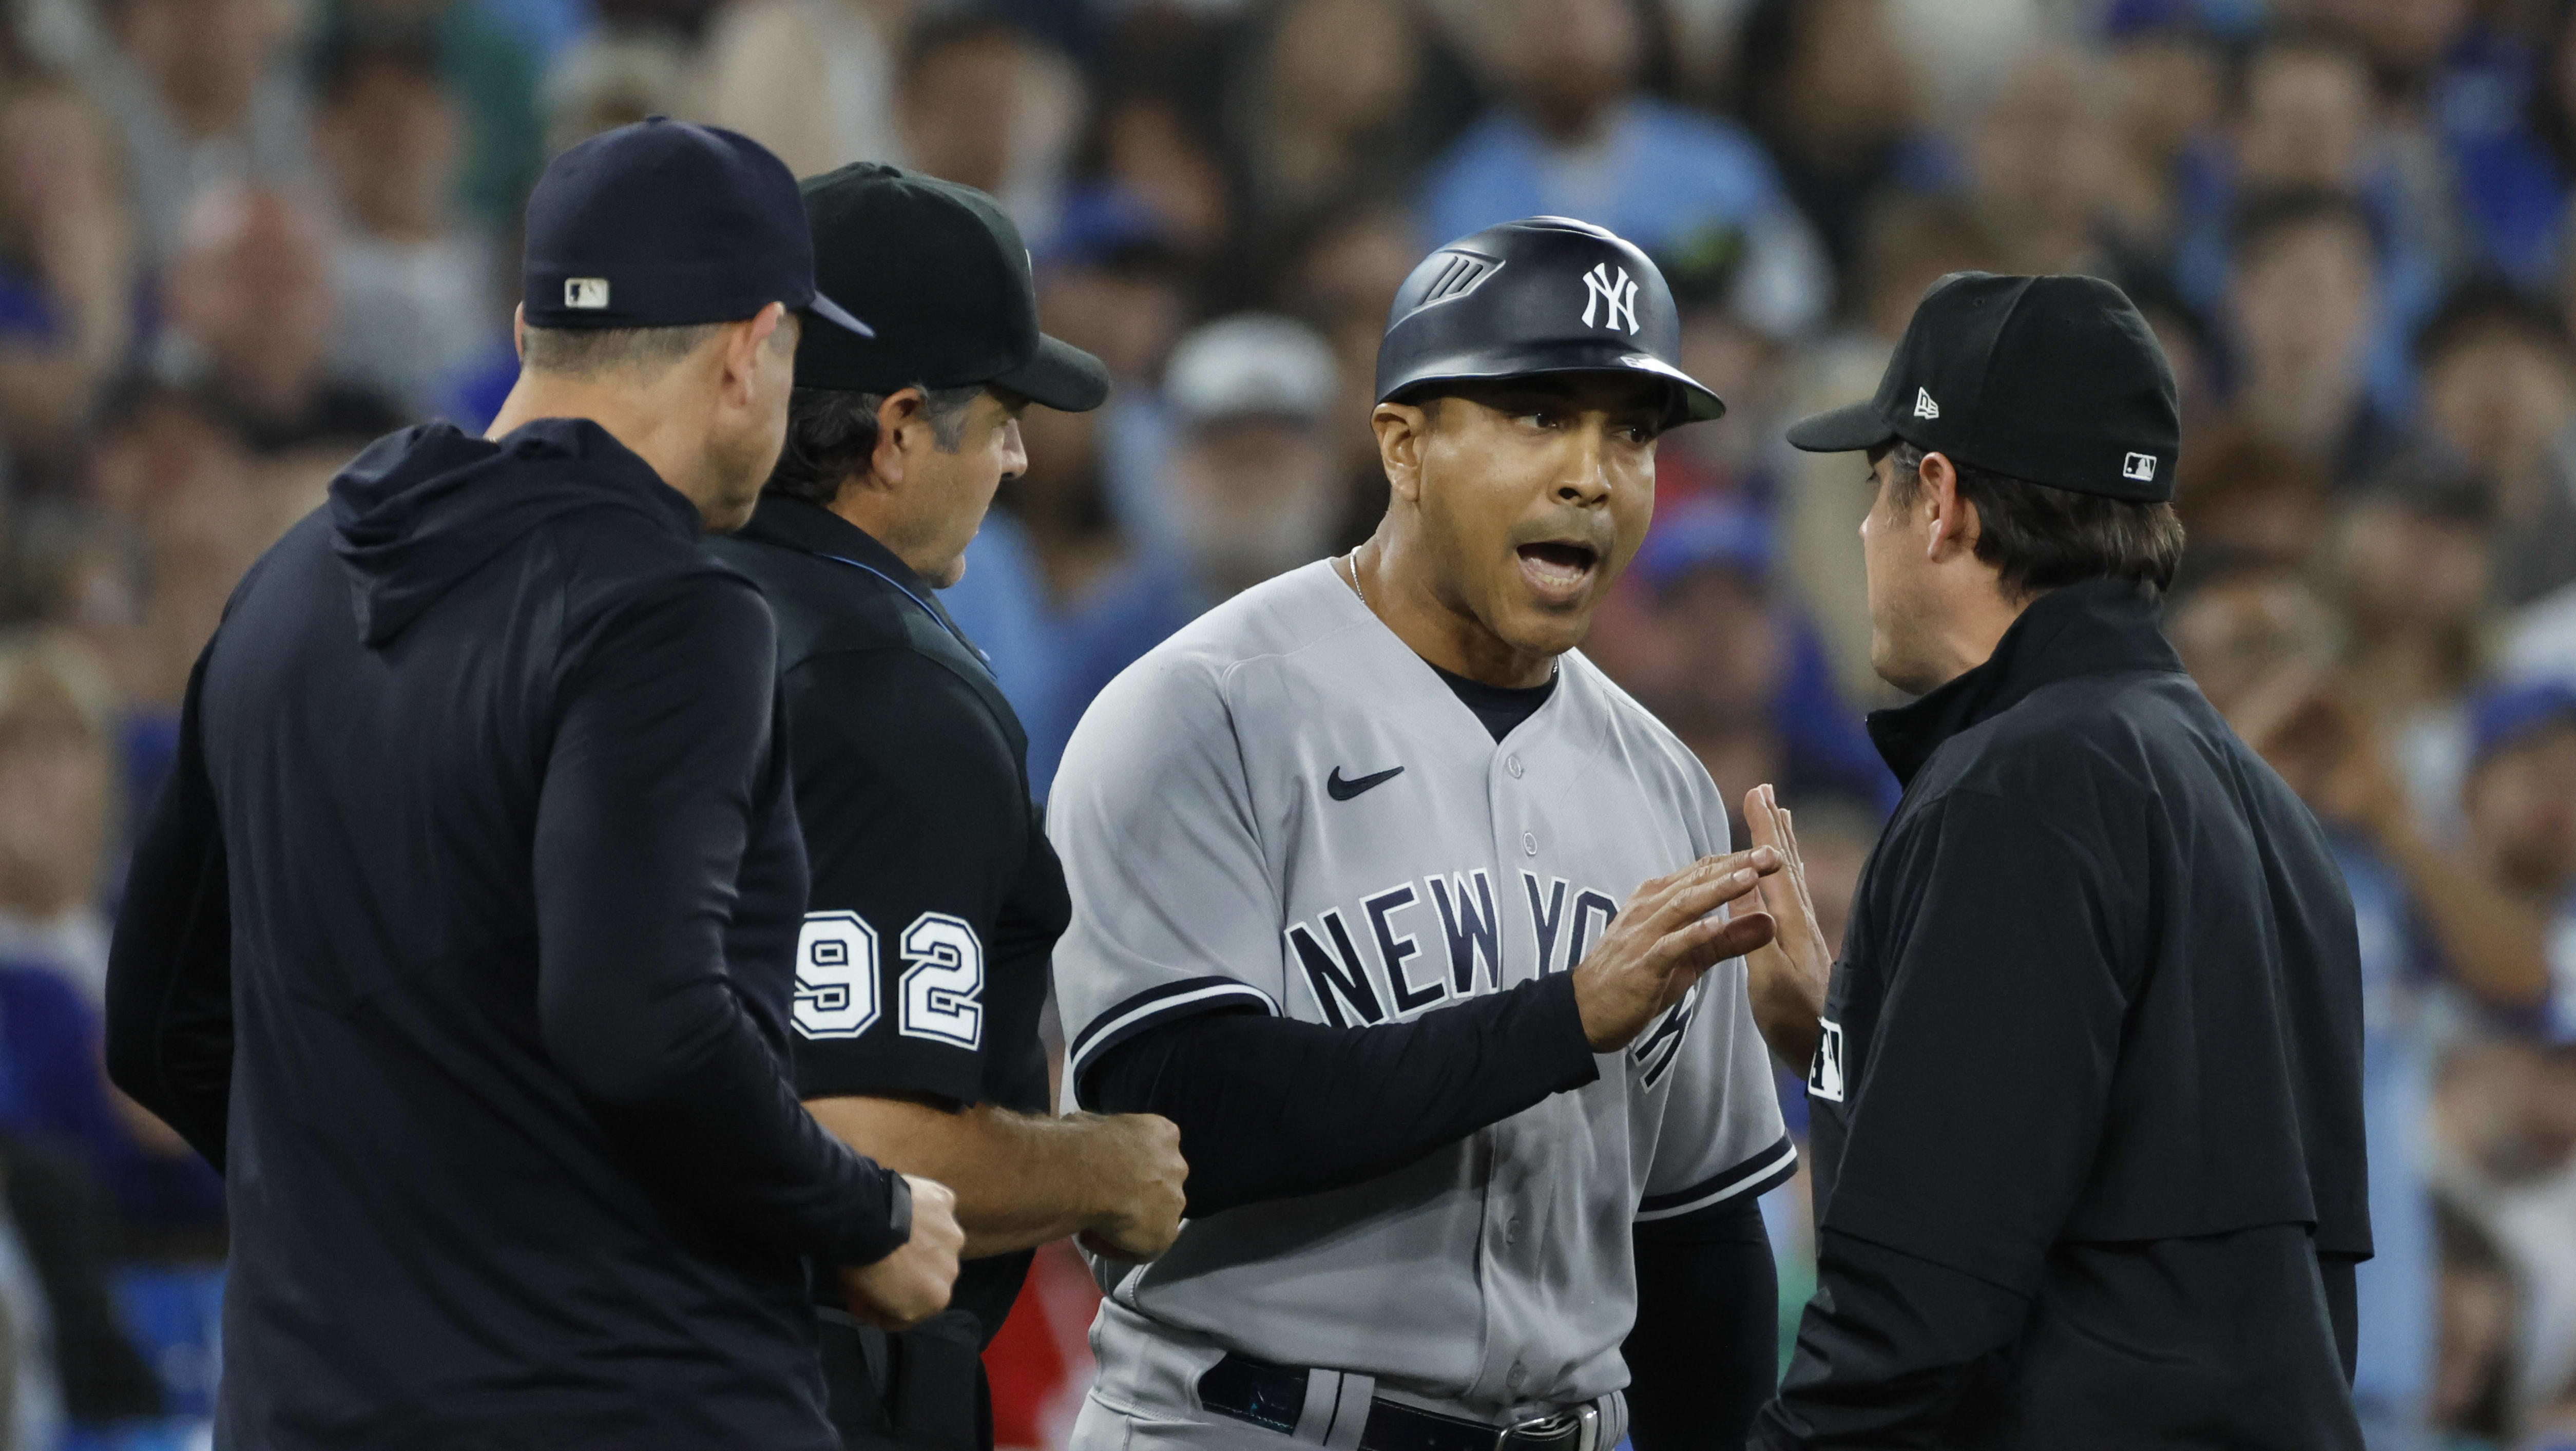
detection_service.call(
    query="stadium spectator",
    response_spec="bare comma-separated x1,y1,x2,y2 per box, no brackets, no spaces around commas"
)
2415,283,2576,610
1962,44,2119,279
2171,419,2335,565
313,23,502,418
2220,186,2412,491
2095,0,2232,264
2458,682,2576,1035
0,629,117,1009
540,29,698,157
157,183,404,454
68,377,265,724
1033,186,1191,548
0,78,137,464
2327,466,2492,831
1581,493,1895,816
894,12,1083,233
1417,0,1830,337
330,0,546,233
1041,313,1339,774
1229,0,1441,241
701,0,912,179
997,399,1124,608
76,0,312,266
2177,32,2443,414
1728,0,1935,287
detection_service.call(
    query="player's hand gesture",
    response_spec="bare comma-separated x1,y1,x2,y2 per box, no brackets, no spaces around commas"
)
1571,847,1779,1051
840,1175,965,1330
1742,785,1832,1067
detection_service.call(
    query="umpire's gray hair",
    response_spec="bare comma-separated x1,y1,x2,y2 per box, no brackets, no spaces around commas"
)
764,385,987,508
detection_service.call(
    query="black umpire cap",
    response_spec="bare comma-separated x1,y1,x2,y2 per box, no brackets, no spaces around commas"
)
521,116,873,339
1786,272,2181,502
1376,216,1726,430
793,162,1110,411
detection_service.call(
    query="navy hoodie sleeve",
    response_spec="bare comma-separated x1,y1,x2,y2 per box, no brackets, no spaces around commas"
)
104,645,235,1172
533,574,910,1266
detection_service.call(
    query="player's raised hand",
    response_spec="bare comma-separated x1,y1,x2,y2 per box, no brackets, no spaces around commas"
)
1742,784,1832,1066
841,1175,964,1330
1571,847,1779,1051
1078,1112,1189,1262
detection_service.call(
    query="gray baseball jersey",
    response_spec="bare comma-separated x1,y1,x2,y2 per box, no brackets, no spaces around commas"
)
1048,560,1793,1416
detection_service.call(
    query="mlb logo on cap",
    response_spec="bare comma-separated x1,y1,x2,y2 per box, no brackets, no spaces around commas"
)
2123,452,2158,483
564,278,610,310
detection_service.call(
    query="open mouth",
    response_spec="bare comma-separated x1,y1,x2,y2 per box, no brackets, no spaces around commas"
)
1516,540,1601,601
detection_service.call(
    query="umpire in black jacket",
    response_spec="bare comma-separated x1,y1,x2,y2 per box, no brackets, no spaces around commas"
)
103,120,962,1451
1745,273,2369,1449
705,163,1187,1451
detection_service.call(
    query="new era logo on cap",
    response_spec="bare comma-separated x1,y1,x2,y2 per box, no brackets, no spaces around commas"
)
564,277,609,310
2124,452,2158,483
1914,387,1939,420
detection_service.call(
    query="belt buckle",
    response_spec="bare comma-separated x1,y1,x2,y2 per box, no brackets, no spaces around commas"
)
1495,1402,1597,1451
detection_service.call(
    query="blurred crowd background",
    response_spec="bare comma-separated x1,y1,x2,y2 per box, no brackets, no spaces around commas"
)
0,0,2569,1446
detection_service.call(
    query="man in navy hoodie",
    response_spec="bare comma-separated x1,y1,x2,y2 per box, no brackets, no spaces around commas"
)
103,119,962,1450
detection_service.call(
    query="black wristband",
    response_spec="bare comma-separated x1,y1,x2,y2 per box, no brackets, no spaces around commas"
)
836,1171,912,1266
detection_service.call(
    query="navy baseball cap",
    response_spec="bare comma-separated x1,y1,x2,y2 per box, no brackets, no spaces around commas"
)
794,163,1108,411
1786,272,2180,502
521,117,871,339
1631,494,1773,590
2466,679,2576,770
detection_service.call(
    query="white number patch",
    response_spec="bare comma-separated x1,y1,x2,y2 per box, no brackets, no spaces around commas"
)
898,913,985,1048
793,911,881,1039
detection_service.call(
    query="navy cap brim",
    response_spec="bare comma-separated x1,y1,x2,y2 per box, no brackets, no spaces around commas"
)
1381,345,1726,428
995,332,1111,412
1785,399,1895,453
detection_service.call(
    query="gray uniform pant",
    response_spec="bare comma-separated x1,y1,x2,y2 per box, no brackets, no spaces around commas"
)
1070,1301,1628,1451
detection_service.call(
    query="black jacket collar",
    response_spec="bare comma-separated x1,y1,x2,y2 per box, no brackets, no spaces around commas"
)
1867,578,2184,786
732,493,971,638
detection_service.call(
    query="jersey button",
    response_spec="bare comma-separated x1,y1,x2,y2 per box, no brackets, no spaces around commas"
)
1505,755,1524,778
1522,832,1537,856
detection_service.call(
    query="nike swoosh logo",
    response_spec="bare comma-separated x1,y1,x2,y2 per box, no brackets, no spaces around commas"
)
1327,765,1404,800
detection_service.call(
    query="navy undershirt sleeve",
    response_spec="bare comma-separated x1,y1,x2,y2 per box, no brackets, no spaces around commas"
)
1627,1196,1778,1451
1080,971,1601,1217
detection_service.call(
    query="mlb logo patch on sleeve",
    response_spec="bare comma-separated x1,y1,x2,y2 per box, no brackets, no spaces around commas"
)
564,277,611,310
1809,1018,1846,1102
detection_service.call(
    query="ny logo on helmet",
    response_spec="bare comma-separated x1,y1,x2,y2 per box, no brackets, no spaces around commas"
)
1580,263,1640,335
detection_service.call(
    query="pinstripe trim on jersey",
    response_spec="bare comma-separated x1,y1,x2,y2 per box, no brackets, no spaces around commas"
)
1069,976,1282,1082
1632,1133,1798,1222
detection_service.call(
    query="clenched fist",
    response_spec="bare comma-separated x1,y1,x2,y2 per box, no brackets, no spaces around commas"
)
840,1174,964,1330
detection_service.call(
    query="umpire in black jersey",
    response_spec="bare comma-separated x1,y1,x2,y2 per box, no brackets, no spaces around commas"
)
1747,274,2370,1450
705,163,1188,1451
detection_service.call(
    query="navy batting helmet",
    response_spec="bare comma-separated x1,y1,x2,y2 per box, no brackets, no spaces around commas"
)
1373,216,1726,429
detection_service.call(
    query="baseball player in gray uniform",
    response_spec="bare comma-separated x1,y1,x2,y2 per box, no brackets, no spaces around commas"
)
1047,217,1836,1451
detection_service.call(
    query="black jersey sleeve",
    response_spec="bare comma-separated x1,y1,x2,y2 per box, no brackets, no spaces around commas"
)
779,647,1026,1108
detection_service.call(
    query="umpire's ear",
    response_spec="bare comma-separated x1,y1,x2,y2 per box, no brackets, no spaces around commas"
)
1372,399,1432,505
